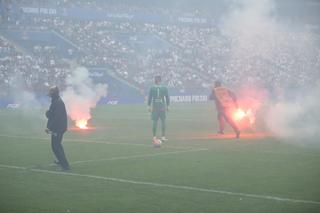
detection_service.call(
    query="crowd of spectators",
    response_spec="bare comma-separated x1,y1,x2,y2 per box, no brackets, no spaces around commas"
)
30,16,320,90
1,1,320,97
0,37,70,97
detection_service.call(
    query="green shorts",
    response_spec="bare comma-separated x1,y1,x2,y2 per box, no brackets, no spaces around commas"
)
151,110,166,121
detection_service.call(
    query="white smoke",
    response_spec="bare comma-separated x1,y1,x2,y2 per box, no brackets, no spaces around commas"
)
265,85,320,140
15,91,39,108
220,0,320,142
222,0,277,36
221,0,280,85
220,0,319,87
8,73,42,109
62,66,108,126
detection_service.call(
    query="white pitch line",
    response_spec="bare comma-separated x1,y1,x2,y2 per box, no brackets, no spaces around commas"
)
1,163,319,206
70,148,208,165
0,134,193,149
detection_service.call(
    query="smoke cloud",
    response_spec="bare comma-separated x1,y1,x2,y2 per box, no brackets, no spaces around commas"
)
8,73,42,110
220,0,320,142
62,66,108,127
221,0,318,87
265,85,320,140
3,73,46,134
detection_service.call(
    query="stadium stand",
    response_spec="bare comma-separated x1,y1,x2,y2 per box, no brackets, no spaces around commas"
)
0,0,320,103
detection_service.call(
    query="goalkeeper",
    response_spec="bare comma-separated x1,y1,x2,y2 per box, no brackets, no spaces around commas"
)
148,75,170,143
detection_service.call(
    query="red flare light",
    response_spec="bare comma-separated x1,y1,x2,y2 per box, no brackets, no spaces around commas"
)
75,119,88,129
233,108,255,124
232,108,256,130
234,108,247,121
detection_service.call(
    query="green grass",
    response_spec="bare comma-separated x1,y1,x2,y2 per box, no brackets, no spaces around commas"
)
0,103,319,213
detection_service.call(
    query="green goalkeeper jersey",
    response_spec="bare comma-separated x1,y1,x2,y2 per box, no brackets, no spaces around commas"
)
148,84,170,111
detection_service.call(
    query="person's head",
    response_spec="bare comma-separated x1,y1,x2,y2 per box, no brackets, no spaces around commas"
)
154,75,161,84
48,86,59,98
214,80,222,88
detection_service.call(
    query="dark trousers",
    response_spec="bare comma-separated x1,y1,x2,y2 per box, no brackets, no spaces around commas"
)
217,108,239,133
51,132,70,170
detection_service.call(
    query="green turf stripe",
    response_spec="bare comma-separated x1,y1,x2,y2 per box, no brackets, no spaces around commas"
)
1,163,320,206
69,148,208,165
0,134,193,149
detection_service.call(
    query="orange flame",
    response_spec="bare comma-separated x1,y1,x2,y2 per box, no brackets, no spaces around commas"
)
233,108,247,121
232,108,256,130
75,119,88,129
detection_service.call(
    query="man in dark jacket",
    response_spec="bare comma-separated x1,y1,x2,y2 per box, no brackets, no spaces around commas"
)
209,81,240,138
45,86,70,170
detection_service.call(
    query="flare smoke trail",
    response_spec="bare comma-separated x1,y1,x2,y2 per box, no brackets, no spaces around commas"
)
9,73,42,109
221,0,318,86
62,66,108,128
220,0,320,141
265,85,320,140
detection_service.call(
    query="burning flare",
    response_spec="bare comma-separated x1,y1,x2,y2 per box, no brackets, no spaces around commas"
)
233,108,256,124
76,119,88,129
232,108,256,132
62,66,108,131
233,108,247,121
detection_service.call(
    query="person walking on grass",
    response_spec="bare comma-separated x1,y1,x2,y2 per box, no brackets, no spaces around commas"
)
209,80,240,138
45,86,70,171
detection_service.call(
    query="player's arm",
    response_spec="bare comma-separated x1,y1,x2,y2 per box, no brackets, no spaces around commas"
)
45,102,56,133
45,103,54,119
147,88,153,112
164,87,170,111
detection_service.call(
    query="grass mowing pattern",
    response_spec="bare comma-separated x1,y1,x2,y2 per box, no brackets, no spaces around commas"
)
0,103,320,213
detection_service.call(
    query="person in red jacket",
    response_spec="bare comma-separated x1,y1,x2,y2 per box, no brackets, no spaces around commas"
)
209,81,240,138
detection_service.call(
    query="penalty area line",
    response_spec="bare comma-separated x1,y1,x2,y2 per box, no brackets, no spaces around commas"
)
0,164,320,206
70,148,209,165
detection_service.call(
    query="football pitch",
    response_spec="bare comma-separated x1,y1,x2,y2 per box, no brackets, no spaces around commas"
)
0,103,319,213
